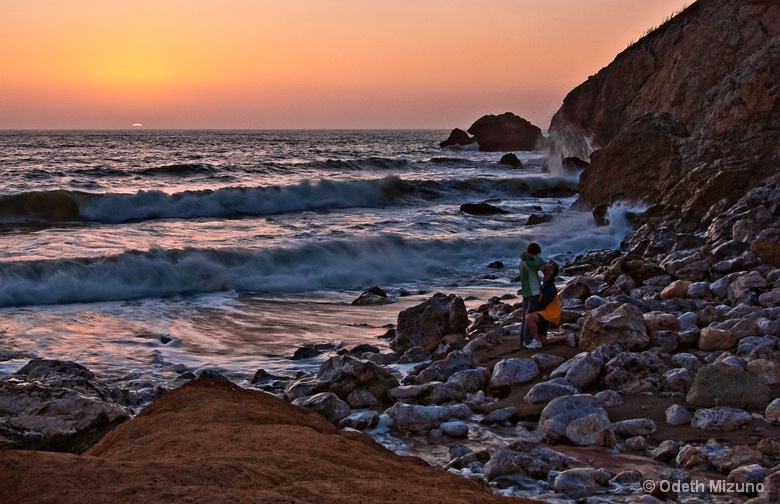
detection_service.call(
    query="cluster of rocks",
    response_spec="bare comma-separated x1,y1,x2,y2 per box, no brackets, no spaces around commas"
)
265,191,780,501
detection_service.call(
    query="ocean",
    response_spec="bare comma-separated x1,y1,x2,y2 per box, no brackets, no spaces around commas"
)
0,129,634,398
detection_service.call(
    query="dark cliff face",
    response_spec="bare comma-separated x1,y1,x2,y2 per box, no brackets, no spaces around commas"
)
547,0,780,231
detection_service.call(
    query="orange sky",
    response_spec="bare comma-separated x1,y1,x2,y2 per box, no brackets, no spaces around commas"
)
0,1,691,130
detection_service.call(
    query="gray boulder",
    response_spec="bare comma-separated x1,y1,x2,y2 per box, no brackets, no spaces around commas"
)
686,362,771,409
415,350,480,384
0,358,131,453
285,354,399,405
292,392,351,424
553,468,611,499
382,403,451,433
690,407,753,430
489,358,539,387
483,440,569,481
579,302,650,351
391,293,468,354
566,413,615,447
524,379,579,404
538,394,608,443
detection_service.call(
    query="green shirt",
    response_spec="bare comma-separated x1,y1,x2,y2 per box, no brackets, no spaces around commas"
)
519,253,545,297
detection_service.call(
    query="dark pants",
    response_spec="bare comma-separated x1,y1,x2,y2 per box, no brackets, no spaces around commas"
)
520,295,539,344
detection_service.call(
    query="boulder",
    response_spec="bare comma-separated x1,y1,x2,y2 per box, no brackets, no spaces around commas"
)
351,286,390,306
690,407,753,430
612,418,656,437
292,392,351,425
660,368,694,394
382,403,451,433
337,410,380,430
665,404,693,426
439,128,476,148
524,379,579,404
466,112,545,152
414,350,481,385
660,280,691,300
483,441,569,481
686,362,771,409
459,202,509,215
643,311,682,333
563,353,603,390
0,358,131,453
698,326,737,351
766,398,780,423
751,228,780,267
489,358,539,387
579,302,649,351
553,468,611,499
565,413,615,447
479,407,518,426
498,153,522,168
285,354,399,406
446,367,491,393
538,394,607,443
602,351,668,394
526,213,553,226
391,293,468,354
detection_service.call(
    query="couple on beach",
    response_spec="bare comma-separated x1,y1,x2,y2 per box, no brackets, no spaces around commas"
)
518,242,565,350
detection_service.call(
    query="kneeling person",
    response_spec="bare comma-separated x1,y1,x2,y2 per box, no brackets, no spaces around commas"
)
524,261,565,349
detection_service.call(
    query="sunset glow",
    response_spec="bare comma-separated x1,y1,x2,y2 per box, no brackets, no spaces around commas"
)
1,1,691,130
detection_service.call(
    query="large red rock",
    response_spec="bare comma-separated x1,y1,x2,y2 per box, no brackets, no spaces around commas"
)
0,377,529,504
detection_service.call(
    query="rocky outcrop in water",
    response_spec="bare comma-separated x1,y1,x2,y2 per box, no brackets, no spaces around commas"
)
547,0,780,232
441,112,545,152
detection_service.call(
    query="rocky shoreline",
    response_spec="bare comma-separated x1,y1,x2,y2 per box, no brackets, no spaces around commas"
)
3,175,780,502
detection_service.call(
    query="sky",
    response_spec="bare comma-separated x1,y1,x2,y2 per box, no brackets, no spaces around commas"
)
1,1,691,130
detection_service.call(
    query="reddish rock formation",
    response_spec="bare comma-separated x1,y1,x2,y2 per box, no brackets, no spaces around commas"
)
547,0,780,230
0,377,529,504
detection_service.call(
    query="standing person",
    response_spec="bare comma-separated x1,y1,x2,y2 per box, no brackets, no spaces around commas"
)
525,261,567,349
518,242,545,347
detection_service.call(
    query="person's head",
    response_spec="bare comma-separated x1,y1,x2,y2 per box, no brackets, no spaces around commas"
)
542,261,559,279
527,242,541,255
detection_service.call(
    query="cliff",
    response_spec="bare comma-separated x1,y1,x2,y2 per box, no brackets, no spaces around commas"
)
547,0,780,231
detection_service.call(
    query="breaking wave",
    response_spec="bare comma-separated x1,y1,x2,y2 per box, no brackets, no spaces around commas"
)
0,175,579,226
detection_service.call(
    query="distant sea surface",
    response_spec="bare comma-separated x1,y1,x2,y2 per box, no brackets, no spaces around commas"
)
0,130,633,394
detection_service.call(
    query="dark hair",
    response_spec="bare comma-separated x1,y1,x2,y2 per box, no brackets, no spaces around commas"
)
548,261,559,278
527,242,541,255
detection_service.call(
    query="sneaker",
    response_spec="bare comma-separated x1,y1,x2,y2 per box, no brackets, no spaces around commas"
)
526,340,543,350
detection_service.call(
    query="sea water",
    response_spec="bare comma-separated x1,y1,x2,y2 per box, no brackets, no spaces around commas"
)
0,130,633,394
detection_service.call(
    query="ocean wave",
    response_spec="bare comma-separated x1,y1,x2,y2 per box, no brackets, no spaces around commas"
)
0,206,635,308
0,236,492,307
0,190,95,225
80,177,413,223
0,175,578,227
305,157,411,172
